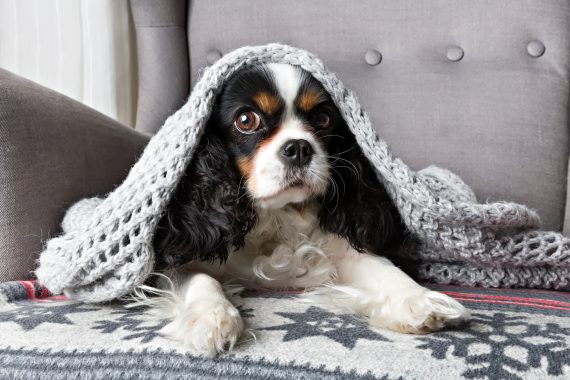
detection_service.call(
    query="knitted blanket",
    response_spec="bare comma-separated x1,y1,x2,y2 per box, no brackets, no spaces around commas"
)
35,44,570,303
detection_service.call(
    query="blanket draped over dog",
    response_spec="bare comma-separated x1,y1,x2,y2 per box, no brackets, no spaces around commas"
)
35,44,570,303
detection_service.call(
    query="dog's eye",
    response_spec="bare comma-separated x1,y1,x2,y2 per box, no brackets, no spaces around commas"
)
234,111,261,132
313,112,330,129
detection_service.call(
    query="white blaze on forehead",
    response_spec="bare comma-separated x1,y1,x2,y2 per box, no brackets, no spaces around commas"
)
267,63,302,116
263,63,309,146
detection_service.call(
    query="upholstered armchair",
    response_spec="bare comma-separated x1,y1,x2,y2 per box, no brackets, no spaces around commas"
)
0,1,568,378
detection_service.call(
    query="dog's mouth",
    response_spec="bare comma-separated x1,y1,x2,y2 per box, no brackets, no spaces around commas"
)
262,181,311,199
256,180,313,208
286,178,307,189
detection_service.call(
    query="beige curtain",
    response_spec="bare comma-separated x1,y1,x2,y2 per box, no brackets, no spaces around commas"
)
0,0,137,126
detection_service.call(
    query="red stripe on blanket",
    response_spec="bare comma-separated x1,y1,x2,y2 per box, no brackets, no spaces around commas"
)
451,297,570,312
428,283,570,298
36,295,69,303
40,287,50,299
18,281,36,300
442,291,570,308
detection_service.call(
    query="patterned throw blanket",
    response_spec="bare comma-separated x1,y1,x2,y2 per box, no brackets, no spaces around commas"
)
34,43,570,303
0,281,569,379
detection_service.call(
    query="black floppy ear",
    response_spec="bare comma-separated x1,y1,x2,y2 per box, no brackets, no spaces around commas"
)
318,130,407,257
153,130,257,269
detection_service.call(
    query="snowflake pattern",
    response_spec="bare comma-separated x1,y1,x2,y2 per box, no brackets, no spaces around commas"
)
0,302,97,331
238,306,255,319
416,312,570,379
261,306,389,349
92,305,168,343
1,292,569,379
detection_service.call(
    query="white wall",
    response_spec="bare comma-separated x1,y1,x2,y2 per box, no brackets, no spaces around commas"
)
0,0,137,126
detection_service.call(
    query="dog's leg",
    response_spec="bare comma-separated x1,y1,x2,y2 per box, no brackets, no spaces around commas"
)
330,246,469,334
154,271,245,356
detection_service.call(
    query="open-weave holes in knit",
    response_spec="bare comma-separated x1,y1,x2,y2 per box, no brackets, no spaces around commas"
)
35,44,570,303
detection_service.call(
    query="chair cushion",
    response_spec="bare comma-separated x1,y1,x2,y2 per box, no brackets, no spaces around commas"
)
1,281,569,379
187,0,570,231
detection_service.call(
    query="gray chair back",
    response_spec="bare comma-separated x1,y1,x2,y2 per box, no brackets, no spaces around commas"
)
130,0,570,233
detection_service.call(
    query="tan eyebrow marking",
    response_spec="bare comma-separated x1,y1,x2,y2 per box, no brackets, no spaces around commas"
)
252,91,280,115
298,89,327,112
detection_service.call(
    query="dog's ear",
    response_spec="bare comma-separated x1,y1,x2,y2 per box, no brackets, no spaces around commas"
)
318,130,407,257
153,131,257,269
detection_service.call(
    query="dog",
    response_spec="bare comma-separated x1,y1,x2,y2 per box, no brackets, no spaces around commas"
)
144,63,470,356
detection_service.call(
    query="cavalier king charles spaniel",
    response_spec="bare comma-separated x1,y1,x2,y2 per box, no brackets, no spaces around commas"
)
144,63,469,356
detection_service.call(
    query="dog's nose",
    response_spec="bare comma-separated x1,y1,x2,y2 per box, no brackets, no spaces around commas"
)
279,139,314,168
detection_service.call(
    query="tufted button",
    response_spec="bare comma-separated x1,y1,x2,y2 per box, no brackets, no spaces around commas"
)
206,50,223,65
527,40,545,58
446,45,464,62
364,49,382,66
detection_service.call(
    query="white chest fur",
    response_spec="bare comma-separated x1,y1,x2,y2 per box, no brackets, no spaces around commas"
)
218,202,345,289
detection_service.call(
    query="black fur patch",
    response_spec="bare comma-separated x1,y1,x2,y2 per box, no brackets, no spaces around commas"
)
317,125,411,272
153,131,257,268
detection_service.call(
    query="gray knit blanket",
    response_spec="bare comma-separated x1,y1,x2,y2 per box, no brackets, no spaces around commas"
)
35,44,570,303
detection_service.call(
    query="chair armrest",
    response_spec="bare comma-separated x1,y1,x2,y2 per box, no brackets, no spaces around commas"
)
0,69,150,282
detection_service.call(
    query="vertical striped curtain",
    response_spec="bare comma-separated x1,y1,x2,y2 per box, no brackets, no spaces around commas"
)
0,0,137,126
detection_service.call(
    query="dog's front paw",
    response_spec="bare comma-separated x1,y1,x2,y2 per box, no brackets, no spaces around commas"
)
369,289,470,334
161,298,245,356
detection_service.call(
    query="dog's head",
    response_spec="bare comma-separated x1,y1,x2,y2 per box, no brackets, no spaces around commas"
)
211,63,342,209
154,64,405,268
